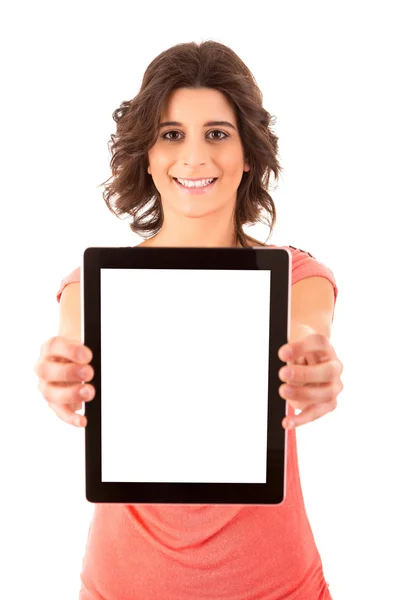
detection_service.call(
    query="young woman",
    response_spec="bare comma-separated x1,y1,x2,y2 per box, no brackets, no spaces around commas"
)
35,40,343,599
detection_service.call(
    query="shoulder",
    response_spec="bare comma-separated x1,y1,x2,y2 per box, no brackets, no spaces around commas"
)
265,243,315,259
265,243,323,270
56,266,81,303
267,241,337,291
287,244,316,258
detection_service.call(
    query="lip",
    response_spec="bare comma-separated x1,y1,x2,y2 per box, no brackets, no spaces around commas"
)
173,177,218,181
173,177,217,194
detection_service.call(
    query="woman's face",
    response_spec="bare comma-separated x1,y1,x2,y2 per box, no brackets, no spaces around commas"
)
147,87,250,222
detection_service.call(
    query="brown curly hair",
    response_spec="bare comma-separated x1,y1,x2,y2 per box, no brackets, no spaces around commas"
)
99,40,284,248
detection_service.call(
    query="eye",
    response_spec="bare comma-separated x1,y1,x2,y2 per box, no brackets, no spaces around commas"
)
160,130,229,141
208,130,228,140
161,130,181,141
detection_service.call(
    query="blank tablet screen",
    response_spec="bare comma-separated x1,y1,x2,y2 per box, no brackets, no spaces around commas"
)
99,266,271,484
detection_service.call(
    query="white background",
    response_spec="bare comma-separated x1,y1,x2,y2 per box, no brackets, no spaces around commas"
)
1,1,398,598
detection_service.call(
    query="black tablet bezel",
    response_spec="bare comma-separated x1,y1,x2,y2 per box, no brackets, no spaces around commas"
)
82,246,291,505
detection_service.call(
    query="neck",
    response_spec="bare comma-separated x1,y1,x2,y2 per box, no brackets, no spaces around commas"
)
148,229,241,248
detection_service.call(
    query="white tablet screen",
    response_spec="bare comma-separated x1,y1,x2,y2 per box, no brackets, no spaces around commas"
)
100,267,271,484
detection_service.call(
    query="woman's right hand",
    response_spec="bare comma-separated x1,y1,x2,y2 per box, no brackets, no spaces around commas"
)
34,336,95,428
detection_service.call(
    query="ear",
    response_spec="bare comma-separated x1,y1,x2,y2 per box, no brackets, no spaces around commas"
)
147,165,152,175
243,162,250,173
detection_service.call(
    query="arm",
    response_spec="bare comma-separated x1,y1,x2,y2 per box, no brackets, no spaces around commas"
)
289,276,335,342
58,282,81,342
278,275,342,428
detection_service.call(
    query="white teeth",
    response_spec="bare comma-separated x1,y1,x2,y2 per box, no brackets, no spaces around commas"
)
176,178,215,188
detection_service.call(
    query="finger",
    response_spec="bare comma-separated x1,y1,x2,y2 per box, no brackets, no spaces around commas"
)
38,378,95,407
278,359,342,385
49,401,88,428
283,400,337,429
278,333,335,364
279,381,342,404
35,359,94,385
40,336,93,365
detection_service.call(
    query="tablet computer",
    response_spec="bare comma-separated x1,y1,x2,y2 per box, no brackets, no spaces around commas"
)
81,246,291,505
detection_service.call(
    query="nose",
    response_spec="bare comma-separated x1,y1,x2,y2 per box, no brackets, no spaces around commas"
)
180,138,209,168
184,160,206,168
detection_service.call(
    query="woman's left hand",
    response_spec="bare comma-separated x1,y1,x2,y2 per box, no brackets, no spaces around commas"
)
278,324,344,429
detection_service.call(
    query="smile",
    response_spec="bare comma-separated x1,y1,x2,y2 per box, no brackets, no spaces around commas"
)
173,177,218,194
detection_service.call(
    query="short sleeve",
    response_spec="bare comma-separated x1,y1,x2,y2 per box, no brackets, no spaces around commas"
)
286,245,338,319
56,266,81,303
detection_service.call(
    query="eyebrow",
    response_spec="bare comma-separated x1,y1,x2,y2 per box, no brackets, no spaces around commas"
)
159,120,237,130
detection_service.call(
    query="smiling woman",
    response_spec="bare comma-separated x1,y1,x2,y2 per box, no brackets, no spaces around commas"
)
48,40,340,600
99,40,282,249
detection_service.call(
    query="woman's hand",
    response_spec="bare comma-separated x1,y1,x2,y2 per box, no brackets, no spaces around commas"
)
278,324,344,429
34,336,95,428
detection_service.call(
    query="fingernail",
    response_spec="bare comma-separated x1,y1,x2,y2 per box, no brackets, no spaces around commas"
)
78,349,89,362
79,367,89,380
281,367,293,380
280,346,293,360
79,386,92,399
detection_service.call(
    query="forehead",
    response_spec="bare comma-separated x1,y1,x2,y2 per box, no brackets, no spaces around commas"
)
161,88,236,123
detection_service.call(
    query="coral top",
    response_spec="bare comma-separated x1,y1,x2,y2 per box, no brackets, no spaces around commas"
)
56,245,338,600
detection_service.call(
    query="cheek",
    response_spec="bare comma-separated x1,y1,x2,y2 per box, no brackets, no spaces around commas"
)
148,151,171,177
220,149,245,174
221,162,246,186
